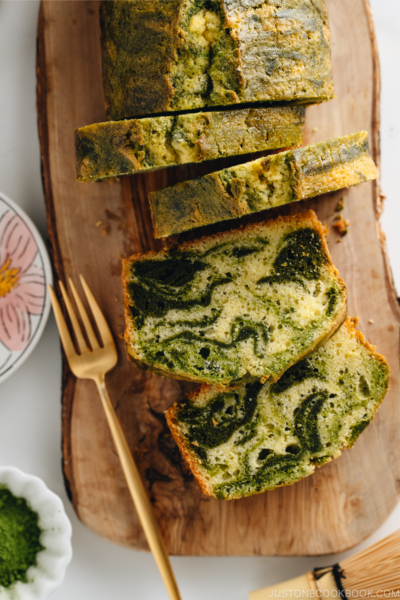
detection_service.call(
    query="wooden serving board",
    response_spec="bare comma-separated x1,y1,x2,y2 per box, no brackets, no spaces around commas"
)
37,0,400,555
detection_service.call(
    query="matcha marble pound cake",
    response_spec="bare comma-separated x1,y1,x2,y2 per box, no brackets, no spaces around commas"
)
100,0,334,120
122,210,347,387
166,318,389,500
75,106,304,182
150,131,377,237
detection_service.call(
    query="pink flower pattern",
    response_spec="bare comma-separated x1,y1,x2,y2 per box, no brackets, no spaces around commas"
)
0,211,46,352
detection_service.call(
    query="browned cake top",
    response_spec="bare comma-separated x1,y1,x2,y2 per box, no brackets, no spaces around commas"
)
100,0,334,120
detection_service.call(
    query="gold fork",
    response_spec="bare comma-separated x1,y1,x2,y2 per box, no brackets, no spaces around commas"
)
49,275,182,600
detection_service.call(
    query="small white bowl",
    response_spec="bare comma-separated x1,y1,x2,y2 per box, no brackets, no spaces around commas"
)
0,191,53,384
0,467,72,600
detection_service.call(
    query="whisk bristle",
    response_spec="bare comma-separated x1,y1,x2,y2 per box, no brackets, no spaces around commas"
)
340,531,400,598
249,531,400,600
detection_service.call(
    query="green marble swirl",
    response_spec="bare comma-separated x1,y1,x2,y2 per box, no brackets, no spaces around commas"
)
258,228,327,286
171,335,389,499
270,357,325,395
177,380,263,456
147,318,270,382
214,386,330,498
128,227,344,384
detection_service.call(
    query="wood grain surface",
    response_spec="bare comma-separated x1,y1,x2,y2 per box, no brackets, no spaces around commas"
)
36,0,400,555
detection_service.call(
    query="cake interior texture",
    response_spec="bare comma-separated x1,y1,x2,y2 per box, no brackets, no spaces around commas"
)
100,0,334,120
166,318,389,500
123,211,347,387
150,131,378,238
75,106,305,182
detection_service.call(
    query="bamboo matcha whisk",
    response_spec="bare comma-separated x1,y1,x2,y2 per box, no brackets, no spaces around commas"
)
249,531,400,600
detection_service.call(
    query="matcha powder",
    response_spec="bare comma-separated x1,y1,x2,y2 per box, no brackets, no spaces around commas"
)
0,486,44,588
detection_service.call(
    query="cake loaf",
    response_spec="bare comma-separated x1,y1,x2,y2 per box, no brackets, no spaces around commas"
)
100,0,334,120
150,131,377,237
122,210,347,387
75,106,304,182
166,318,389,500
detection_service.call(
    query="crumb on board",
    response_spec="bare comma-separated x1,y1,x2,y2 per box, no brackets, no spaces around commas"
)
312,127,319,132
336,239,342,243
369,319,374,324
322,223,330,236
96,220,103,227
333,218,349,236
335,197,345,212
102,224,110,235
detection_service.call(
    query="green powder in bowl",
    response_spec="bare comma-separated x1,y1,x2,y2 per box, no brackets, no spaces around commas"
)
0,467,72,600
0,486,45,589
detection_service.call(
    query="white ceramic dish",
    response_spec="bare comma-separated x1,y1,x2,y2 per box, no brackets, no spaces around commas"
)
0,191,52,384
0,466,72,600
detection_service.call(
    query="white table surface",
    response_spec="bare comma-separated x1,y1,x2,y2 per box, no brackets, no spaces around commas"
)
0,2,399,599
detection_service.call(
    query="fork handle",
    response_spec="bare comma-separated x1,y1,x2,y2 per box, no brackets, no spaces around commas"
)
95,377,182,600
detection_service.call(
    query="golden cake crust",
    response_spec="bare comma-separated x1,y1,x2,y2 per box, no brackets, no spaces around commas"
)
100,0,334,120
149,132,377,238
75,106,305,182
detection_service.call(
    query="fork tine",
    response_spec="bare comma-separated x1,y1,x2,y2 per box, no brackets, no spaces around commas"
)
68,278,100,351
48,285,78,359
59,281,87,354
79,274,115,348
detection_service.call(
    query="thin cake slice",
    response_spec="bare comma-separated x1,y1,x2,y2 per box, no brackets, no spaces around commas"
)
122,210,347,387
166,318,389,500
75,106,304,182
100,0,334,120
150,131,377,238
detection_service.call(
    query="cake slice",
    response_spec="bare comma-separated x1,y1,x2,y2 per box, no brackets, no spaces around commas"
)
150,131,377,238
166,318,389,500
75,106,304,182
122,210,347,387
100,0,334,120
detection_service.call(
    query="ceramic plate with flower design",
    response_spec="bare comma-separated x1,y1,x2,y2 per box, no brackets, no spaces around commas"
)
0,191,52,383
